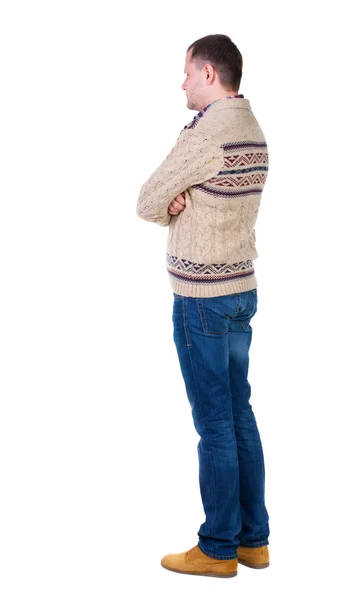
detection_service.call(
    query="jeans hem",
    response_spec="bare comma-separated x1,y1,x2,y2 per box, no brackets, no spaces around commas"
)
198,541,237,560
239,541,269,548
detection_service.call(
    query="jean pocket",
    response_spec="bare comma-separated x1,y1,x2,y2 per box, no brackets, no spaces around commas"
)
196,298,229,335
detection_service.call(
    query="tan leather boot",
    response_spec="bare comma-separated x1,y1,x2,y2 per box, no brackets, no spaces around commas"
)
161,544,238,577
237,545,270,568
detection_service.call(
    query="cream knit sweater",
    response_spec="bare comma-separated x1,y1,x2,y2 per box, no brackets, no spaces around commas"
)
136,96,269,297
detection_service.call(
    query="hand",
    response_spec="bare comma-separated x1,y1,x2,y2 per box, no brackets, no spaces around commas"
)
168,192,186,215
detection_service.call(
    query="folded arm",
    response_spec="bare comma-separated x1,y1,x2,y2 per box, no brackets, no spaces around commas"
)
136,127,224,227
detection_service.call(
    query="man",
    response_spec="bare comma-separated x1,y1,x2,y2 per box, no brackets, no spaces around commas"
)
136,34,270,578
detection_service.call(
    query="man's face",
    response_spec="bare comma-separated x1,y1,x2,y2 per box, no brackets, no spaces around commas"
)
181,50,205,112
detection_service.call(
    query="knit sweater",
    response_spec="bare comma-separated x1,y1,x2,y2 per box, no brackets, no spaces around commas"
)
136,95,269,297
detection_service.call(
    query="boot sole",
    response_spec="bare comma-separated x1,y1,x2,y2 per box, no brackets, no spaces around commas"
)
237,558,270,569
161,564,238,577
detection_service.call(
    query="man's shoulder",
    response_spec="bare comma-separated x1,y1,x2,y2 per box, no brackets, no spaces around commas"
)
178,99,262,148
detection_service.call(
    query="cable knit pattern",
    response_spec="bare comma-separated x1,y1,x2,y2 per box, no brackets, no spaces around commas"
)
136,96,269,297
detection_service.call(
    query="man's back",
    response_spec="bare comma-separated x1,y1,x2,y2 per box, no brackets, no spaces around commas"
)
170,97,269,297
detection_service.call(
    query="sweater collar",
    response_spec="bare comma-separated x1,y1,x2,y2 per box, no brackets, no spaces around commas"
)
183,94,245,130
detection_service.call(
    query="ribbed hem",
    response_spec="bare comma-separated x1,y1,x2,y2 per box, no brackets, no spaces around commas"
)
169,273,257,298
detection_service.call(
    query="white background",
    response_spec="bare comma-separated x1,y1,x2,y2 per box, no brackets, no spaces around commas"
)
1,1,351,598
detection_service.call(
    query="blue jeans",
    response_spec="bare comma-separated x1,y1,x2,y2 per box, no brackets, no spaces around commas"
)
172,288,270,560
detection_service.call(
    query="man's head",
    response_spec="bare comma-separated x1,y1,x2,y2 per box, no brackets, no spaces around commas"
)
182,34,243,112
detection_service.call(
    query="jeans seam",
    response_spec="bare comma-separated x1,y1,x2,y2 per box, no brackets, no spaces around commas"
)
183,297,191,346
186,341,217,553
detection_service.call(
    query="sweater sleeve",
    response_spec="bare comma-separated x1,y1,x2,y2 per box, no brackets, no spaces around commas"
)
136,126,224,227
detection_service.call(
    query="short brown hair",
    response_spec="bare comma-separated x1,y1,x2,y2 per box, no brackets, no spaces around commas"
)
187,34,242,93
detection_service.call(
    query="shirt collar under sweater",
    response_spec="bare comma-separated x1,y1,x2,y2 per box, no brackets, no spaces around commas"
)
183,94,244,130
